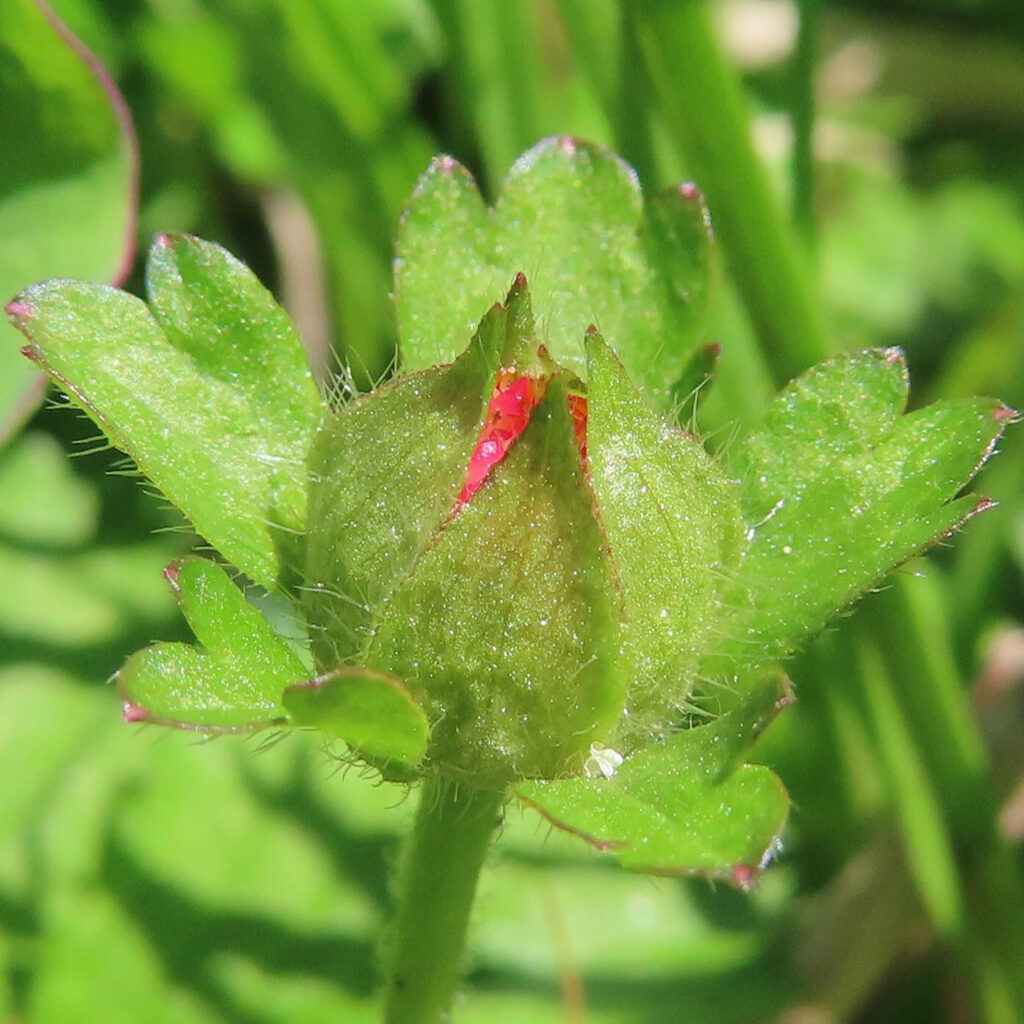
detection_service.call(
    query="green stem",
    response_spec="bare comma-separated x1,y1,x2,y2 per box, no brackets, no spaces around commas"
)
433,0,543,193
383,777,505,1024
631,0,829,384
791,0,819,249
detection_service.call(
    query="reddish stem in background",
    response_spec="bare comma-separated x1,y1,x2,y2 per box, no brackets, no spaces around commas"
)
34,0,139,286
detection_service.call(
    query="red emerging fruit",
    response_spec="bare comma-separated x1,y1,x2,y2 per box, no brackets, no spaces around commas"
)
456,369,549,506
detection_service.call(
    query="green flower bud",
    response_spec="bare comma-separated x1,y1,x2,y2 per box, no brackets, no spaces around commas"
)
304,277,744,787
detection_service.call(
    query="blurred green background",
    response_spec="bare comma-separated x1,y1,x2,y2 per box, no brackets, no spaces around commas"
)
2,0,1024,1021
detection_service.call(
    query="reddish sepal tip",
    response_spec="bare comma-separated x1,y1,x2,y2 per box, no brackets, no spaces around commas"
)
993,404,1019,424
5,299,34,323
122,700,151,724
18,344,42,365
154,232,175,249
678,182,701,201
972,496,998,516
162,563,181,586
731,864,757,891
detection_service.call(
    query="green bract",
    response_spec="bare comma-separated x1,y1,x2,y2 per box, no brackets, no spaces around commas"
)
395,137,713,409
5,140,1012,879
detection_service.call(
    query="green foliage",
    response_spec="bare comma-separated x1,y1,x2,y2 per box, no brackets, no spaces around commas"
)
4,2,1024,1021
118,556,303,730
283,668,430,770
716,349,1010,672
8,151,1008,880
0,430,97,546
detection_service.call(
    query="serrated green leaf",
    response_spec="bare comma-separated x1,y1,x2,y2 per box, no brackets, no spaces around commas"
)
304,280,527,667
518,675,791,878
364,379,625,785
283,667,429,769
8,236,321,589
145,234,319,530
585,330,744,728
716,349,1010,670
118,556,305,730
396,138,712,406
0,0,137,444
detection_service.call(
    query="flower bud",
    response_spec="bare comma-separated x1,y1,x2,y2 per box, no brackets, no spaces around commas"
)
304,277,743,787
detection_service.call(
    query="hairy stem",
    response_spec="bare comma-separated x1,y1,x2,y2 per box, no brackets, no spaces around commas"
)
383,777,504,1024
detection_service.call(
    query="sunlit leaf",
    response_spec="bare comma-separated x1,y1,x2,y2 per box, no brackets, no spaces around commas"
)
283,667,429,769
518,674,791,878
8,236,321,589
714,349,1011,672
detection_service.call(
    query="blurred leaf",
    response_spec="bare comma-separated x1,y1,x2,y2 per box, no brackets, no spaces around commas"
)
28,888,215,1024
118,556,305,730
823,174,1024,349
630,0,828,383
396,138,713,406
0,431,97,547
283,667,429,769
518,674,791,878
852,632,964,938
716,348,1010,670
584,330,743,729
0,0,137,444
0,666,112,886
0,541,174,647
8,235,321,589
